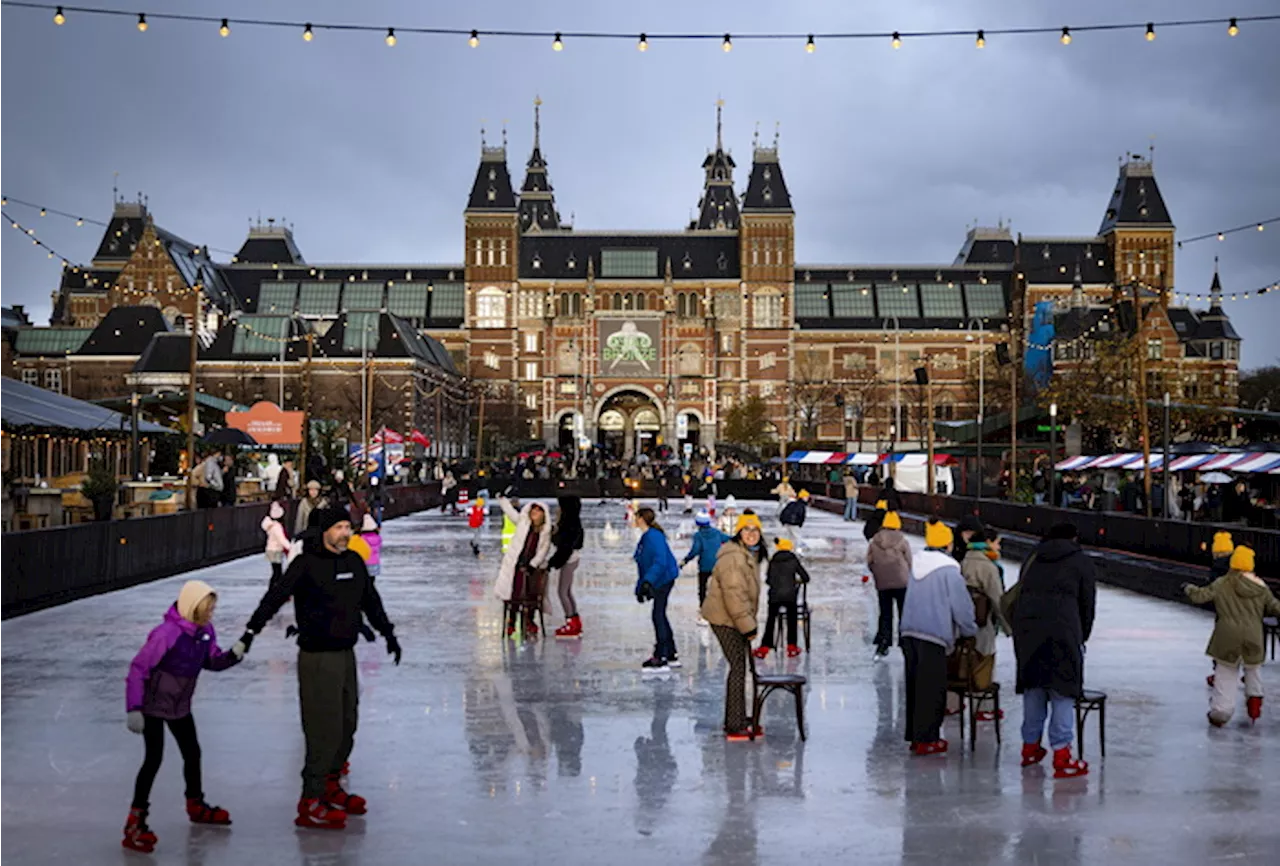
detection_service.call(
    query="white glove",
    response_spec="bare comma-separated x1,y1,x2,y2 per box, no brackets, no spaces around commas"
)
126,711,145,735
231,641,248,659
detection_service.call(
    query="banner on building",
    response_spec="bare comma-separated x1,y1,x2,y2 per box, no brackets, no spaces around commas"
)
225,401,304,445
597,317,661,378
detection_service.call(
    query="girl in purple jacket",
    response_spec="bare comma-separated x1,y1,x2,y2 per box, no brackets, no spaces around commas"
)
122,579,242,853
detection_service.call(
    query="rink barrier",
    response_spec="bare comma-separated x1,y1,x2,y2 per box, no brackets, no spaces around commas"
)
0,483,442,618
482,477,781,501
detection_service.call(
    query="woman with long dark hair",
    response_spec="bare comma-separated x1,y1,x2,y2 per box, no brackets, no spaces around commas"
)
701,513,767,740
550,495,586,638
634,508,680,671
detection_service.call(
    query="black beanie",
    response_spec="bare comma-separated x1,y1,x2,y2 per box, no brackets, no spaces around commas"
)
314,507,351,534
1047,521,1078,540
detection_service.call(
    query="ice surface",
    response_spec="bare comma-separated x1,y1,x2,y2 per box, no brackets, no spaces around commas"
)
3,499,1279,864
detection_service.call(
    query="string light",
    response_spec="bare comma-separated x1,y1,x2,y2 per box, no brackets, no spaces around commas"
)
1228,18,1239,37
637,33,647,52
805,34,815,53
303,23,313,42
891,31,901,49
1060,27,1071,45
2,209,79,270
1146,22,1155,41
39,208,46,216
552,32,563,51
1175,218,1280,247
385,27,396,47
468,29,478,47
722,33,732,52
52,4,62,25
136,13,146,33
219,18,228,37
975,29,985,48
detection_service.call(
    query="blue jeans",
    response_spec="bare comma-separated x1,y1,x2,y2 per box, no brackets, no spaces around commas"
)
1021,688,1075,751
843,498,856,520
651,582,676,660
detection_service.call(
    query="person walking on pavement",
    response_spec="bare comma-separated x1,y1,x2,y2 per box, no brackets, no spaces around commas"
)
1009,522,1096,778
234,507,402,830
866,511,912,658
634,507,681,671
843,472,860,522
682,510,729,625
550,495,586,638
702,513,766,740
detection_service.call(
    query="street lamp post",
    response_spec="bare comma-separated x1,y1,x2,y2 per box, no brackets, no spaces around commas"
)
967,318,986,497
1048,402,1058,507
1162,391,1172,518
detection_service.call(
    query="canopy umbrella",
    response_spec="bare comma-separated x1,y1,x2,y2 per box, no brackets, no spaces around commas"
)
1200,471,1234,484
546,451,564,459
202,427,257,446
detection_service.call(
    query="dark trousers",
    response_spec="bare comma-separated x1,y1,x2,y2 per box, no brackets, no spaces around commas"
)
651,582,676,659
711,625,751,733
269,560,284,587
763,599,798,648
132,714,202,808
297,649,358,799
902,636,948,744
196,487,218,509
697,571,712,607
875,588,907,651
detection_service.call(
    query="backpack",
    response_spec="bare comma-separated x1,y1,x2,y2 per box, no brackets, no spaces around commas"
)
968,584,991,628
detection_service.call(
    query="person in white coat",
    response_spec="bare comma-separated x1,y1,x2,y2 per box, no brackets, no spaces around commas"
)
494,497,552,638
261,500,291,585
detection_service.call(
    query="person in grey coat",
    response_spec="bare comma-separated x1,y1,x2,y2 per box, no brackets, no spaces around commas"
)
865,511,912,657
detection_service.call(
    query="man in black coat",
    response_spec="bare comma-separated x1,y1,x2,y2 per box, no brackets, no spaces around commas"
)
234,507,402,829
1010,521,1096,777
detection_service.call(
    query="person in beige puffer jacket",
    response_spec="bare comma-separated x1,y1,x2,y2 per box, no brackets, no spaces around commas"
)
866,511,912,657
702,513,766,739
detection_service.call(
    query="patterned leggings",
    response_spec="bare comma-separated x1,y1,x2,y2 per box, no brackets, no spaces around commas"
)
711,625,752,733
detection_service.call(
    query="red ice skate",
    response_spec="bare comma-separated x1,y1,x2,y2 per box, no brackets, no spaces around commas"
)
555,615,582,639
186,798,231,825
1247,695,1263,723
295,797,347,830
786,644,802,658
325,774,367,815
910,740,948,756
122,808,157,853
1020,742,1048,766
752,645,770,660
1052,747,1089,778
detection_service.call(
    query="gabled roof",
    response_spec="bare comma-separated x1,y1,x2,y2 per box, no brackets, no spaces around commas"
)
519,233,739,280
955,227,1016,266
1098,157,1173,234
92,202,149,263
2,376,172,434
2,306,32,330
77,306,170,356
311,312,459,373
12,327,94,356
466,146,517,211
1020,237,1112,285
1192,272,1241,341
134,332,193,373
741,148,793,212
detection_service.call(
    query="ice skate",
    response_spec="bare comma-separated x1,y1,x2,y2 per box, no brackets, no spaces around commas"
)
325,774,367,815
554,615,582,639
640,656,669,672
666,655,682,669
1020,742,1048,766
752,646,770,660
786,644,802,658
911,740,948,755
186,798,231,825
1247,695,1263,723
1052,747,1088,778
295,797,347,830
122,807,157,853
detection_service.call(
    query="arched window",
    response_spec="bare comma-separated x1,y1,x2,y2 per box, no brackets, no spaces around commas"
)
687,292,702,317
475,287,506,329
635,292,646,311
613,292,623,311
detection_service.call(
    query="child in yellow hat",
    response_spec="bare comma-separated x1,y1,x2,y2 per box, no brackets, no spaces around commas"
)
1184,546,1280,725
755,538,811,659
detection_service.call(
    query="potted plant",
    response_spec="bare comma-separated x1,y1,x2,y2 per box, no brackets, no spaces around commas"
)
81,461,119,521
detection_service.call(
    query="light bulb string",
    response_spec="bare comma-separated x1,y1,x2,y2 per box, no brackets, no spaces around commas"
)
1,193,239,256
3,209,82,269
1177,217,1278,247
6,2,1278,45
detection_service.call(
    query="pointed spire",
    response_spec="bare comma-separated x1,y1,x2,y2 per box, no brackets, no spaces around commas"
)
533,95,542,152
715,98,724,151
1209,256,1223,308
518,96,561,231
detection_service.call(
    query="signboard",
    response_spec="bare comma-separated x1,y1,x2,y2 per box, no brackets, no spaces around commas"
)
676,413,689,439
597,317,661,378
226,401,304,445
683,442,693,457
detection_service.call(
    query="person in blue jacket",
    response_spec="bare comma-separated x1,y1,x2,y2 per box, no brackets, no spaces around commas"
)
682,510,729,623
634,507,681,671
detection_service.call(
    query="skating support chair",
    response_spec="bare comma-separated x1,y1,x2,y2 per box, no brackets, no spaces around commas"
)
946,642,1001,751
1074,689,1107,758
748,653,807,741
768,583,812,653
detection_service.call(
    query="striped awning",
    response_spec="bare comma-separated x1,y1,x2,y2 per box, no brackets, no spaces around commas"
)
785,451,882,465
1054,456,1095,470
1064,452,1280,474
877,453,956,466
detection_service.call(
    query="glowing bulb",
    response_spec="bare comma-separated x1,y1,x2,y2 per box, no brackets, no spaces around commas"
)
137,14,147,33
891,31,901,49
469,29,479,48
53,6,64,25
1228,18,1239,37
1217,232,1225,241
219,19,230,37
1145,23,1155,42
1061,27,1071,45
1259,223,1266,232
638,33,648,52
303,23,313,42
40,208,46,217
385,28,396,47
723,33,732,52
76,218,83,226
805,34,815,53
975,30,985,49
553,32,563,51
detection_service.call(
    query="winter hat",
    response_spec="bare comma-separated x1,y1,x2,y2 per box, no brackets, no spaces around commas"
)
1230,545,1255,573
724,495,737,508
875,499,888,510
177,580,215,624
924,520,954,550
882,511,903,531
315,507,351,534
476,497,486,508
306,480,321,494
798,489,811,500
695,510,712,526
735,513,764,535
958,514,984,536
774,537,794,552
269,501,285,520
1212,531,1234,556
361,513,378,533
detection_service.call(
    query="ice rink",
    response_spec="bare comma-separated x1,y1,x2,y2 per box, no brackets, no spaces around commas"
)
3,498,1278,864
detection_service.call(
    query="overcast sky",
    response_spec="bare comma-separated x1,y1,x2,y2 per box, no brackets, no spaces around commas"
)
3,0,1277,366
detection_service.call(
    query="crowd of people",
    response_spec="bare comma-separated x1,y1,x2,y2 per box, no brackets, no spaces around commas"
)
1031,465,1274,527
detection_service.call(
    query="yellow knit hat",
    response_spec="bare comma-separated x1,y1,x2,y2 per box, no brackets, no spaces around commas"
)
924,520,954,550
798,489,810,500
882,511,902,530
875,499,888,510
1230,545,1255,573
1212,531,1234,556
774,537,794,551
735,513,764,535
